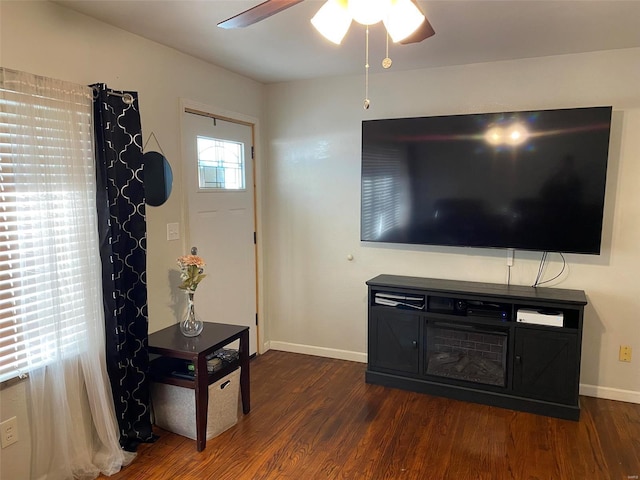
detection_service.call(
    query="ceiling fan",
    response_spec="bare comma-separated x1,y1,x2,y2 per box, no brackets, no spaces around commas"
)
217,0,435,45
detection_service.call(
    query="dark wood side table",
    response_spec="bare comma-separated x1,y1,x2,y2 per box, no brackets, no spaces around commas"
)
148,321,250,451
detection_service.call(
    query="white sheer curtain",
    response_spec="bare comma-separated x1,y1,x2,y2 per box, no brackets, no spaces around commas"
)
0,68,134,479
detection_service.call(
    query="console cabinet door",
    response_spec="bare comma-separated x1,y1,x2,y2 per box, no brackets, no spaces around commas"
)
369,309,421,374
513,328,578,405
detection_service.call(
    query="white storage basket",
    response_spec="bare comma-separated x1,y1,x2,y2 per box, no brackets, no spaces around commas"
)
151,368,240,440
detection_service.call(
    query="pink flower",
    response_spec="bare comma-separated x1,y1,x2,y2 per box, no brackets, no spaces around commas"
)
176,254,207,291
177,255,206,269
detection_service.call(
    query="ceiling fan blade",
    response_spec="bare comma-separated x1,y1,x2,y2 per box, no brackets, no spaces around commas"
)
399,1,435,44
217,0,305,29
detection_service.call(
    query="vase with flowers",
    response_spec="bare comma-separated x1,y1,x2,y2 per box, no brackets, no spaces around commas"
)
176,247,207,337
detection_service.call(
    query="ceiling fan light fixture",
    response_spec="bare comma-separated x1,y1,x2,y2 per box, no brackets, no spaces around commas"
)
308,0,434,107
348,0,389,26
311,0,352,44
383,0,426,42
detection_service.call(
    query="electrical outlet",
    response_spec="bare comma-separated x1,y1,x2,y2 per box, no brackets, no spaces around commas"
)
1,416,18,448
619,345,632,363
506,248,514,267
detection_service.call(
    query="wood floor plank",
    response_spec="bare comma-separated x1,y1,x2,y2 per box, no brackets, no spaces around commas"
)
102,351,640,480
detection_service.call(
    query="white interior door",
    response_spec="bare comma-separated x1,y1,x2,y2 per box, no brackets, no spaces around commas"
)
182,109,257,354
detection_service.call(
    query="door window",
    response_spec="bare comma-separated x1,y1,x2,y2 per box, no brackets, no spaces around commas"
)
196,136,245,190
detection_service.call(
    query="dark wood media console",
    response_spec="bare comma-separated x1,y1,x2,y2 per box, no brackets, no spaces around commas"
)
365,274,587,420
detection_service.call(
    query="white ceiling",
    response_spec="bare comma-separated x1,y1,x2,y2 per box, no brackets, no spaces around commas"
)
54,0,640,84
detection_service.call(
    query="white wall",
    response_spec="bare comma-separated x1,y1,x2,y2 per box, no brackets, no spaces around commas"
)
264,48,640,402
0,1,266,478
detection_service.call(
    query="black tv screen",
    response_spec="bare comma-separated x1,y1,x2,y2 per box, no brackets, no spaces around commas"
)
361,106,612,254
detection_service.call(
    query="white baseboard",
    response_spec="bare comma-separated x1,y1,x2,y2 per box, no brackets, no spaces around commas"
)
265,341,367,364
580,384,640,404
262,342,639,405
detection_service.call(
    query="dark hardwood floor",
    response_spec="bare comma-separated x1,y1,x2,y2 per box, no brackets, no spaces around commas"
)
104,350,640,480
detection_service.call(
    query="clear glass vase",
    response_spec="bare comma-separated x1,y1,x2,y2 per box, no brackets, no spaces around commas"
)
180,291,203,337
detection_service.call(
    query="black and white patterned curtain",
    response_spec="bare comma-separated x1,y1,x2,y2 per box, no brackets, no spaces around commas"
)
92,84,154,451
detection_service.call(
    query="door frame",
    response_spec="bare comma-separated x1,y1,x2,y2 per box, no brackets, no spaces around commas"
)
179,98,264,354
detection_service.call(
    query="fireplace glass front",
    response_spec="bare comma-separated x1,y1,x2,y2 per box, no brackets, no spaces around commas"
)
426,322,508,387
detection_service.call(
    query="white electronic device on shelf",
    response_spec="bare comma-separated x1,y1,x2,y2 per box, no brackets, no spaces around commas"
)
516,308,564,327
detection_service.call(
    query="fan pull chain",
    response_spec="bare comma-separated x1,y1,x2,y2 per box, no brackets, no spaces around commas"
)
364,25,370,110
382,31,392,69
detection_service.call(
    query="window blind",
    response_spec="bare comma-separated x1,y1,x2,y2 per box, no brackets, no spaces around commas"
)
0,69,95,383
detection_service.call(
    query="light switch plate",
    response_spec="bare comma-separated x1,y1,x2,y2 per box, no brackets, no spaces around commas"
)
167,223,180,241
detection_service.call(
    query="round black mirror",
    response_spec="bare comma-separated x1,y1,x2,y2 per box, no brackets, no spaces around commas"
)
144,151,173,207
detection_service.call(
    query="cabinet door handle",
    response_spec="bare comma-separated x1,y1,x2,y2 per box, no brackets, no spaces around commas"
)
412,340,418,349
515,355,522,363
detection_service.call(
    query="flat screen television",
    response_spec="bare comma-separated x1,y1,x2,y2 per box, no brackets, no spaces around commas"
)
361,106,612,254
